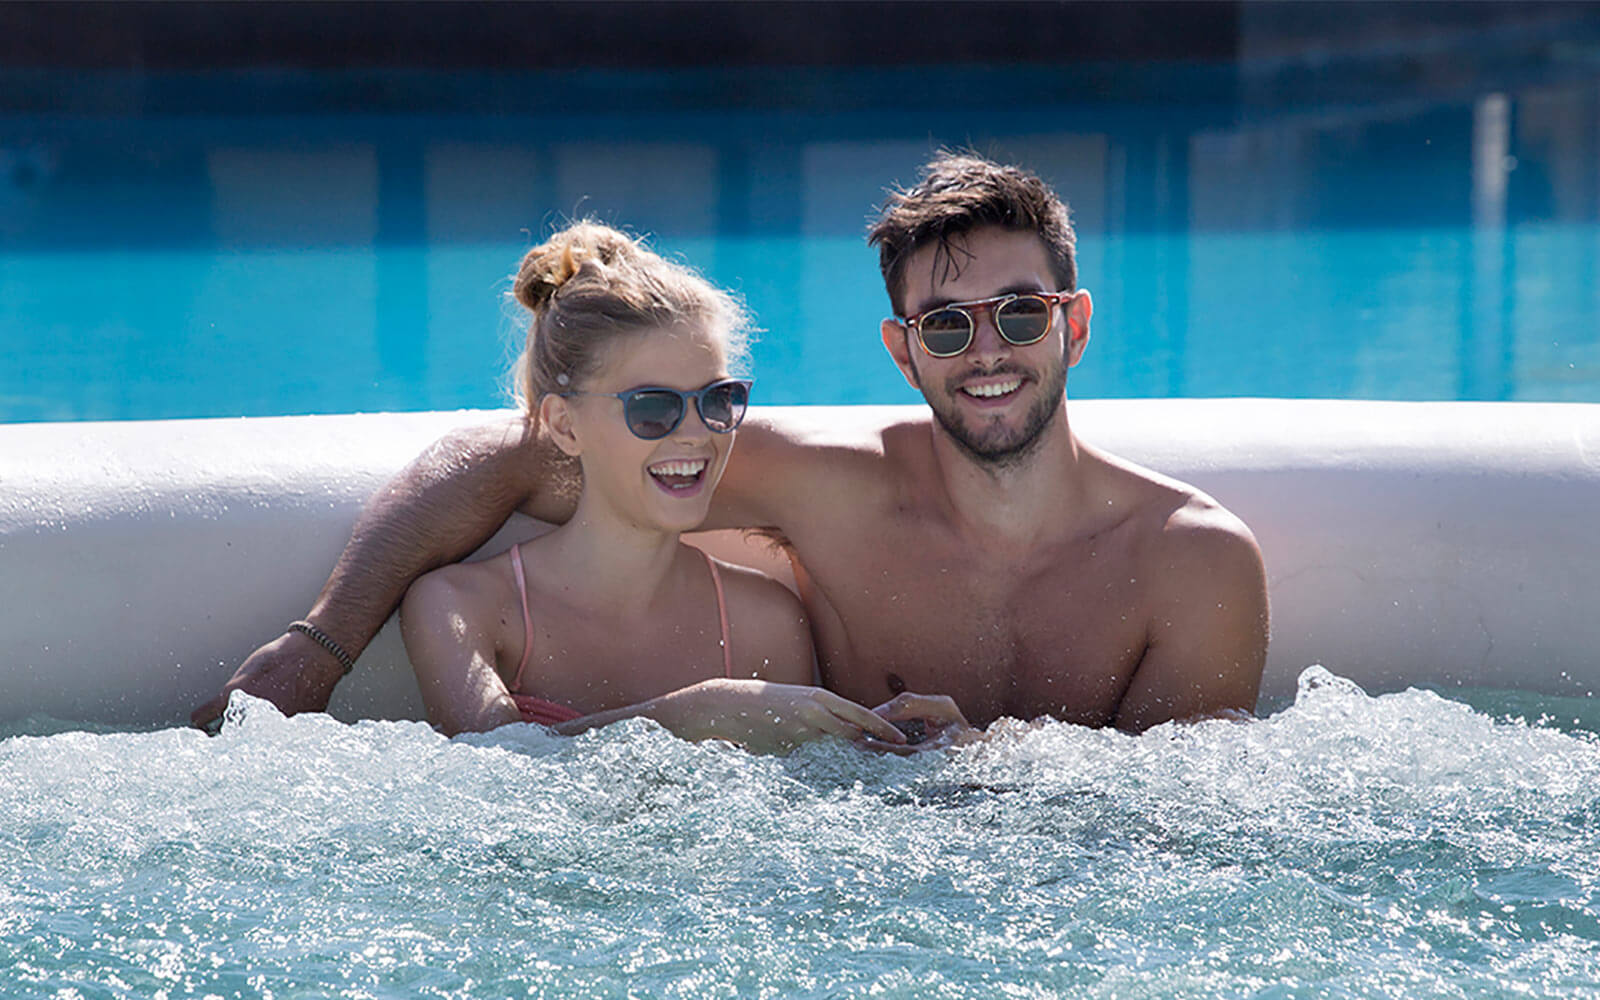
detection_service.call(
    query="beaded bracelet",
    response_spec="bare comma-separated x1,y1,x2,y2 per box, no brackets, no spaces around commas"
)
288,620,357,675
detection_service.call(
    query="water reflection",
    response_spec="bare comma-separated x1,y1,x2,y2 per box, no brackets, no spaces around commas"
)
1,60,1598,421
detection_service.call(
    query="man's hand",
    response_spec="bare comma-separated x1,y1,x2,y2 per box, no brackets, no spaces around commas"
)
189,631,348,734
865,692,975,752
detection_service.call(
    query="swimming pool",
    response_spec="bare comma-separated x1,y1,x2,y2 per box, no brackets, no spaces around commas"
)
3,66,1599,422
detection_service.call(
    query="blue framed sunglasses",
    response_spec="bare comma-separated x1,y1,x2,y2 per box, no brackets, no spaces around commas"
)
562,378,753,440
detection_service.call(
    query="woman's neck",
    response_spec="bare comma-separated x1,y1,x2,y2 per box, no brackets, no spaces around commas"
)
538,493,686,610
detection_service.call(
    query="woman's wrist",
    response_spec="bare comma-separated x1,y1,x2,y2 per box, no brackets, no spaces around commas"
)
648,681,731,742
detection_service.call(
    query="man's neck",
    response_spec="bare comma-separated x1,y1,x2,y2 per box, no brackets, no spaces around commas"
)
925,407,1091,548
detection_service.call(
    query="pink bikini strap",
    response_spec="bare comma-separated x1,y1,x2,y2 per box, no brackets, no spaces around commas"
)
703,551,733,678
512,544,730,686
509,545,536,692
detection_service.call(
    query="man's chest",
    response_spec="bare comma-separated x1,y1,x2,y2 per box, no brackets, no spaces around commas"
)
798,520,1152,726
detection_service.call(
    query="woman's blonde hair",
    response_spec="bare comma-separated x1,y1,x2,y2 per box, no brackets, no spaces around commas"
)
511,221,749,415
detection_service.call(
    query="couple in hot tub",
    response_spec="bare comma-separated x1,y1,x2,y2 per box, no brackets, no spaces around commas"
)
193,153,1269,751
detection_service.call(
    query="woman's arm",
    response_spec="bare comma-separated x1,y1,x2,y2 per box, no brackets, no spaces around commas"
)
192,417,575,731
398,565,523,737
550,679,907,754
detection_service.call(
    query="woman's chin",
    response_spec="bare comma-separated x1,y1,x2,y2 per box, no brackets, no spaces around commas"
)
639,470,722,532
638,497,713,534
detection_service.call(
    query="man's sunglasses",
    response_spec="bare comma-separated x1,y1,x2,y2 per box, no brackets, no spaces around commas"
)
562,378,752,440
898,291,1073,358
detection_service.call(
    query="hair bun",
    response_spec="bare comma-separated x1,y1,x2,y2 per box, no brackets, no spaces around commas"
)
513,222,642,313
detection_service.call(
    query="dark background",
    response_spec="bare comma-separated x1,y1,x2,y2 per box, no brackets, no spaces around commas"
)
3,1,1597,115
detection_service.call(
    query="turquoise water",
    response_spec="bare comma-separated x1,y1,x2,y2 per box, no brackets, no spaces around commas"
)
4,68,1600,422
3,668,1599,998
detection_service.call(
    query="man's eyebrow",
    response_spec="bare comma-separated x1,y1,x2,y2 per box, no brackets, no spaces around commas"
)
909,282,1049,316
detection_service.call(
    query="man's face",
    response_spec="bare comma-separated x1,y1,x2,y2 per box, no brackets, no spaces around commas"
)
882,227,1090,467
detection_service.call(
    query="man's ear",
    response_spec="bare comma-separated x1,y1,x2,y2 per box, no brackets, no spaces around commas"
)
538,394,584,457
1064,290,1093,368
881,318,922,390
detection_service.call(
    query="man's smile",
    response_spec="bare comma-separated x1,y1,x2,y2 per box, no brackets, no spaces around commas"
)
955,372,1028,407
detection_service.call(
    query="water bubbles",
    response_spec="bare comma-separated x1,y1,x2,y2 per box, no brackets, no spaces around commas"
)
2,674,1598,997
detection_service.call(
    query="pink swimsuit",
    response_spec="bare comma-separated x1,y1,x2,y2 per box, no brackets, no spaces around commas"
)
507,545,733,726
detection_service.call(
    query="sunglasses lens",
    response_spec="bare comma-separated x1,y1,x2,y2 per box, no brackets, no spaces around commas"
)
917,309,973,356
698,381,749,433
996,296,1052,344
623,391,685,439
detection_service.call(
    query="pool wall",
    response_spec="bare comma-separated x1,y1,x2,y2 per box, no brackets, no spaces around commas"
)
3,399,1597,726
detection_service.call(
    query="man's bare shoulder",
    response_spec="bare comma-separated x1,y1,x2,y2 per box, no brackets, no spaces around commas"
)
1090,444,1262,571
1089,447,1269,730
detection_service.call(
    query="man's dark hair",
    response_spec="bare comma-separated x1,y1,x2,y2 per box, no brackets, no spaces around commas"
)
867,152,1077,315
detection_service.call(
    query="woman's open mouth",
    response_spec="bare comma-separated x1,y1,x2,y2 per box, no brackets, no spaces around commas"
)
647,457,709,495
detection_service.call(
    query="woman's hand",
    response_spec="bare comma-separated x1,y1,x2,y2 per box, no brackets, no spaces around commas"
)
650,679,910,754
863,692,976,753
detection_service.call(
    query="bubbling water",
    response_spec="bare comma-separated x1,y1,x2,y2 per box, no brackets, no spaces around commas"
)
2,666,1598,999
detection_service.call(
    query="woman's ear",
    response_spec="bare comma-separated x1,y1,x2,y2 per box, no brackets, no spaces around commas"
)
538,394,584,457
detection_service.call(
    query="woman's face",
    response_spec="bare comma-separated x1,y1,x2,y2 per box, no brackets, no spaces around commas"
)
563,323,737,535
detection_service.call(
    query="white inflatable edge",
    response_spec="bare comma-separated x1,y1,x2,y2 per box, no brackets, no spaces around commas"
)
3,399,1598,726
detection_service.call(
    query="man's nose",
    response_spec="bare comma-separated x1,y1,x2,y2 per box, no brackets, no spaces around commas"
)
967,307,1012,364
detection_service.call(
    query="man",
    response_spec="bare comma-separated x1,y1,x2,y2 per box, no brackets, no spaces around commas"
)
193,153,1268,736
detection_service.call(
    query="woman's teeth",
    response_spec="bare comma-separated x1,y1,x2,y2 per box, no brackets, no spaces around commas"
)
963,377,1023,398
649,458,708,490
649,459,707,477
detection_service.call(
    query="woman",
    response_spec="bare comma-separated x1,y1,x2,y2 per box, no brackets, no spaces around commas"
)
400,222,907,752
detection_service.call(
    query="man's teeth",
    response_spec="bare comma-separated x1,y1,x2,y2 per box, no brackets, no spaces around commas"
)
964,378,1023,398
650,459,707,477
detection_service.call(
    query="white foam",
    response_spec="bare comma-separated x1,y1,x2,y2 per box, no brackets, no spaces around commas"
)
1,673,1597,997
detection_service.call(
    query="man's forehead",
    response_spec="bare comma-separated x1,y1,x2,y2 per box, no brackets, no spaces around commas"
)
901,228,1056,311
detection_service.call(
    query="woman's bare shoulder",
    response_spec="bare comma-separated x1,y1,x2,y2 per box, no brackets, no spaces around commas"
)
706,558,806,618
705,556,814,683
406,548,518,619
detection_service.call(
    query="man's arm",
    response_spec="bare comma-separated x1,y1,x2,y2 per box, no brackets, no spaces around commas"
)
693,411,871,532
1113,507,1270,734
191,417,572,730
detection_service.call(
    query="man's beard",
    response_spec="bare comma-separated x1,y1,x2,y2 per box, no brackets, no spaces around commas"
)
918,357,1068,470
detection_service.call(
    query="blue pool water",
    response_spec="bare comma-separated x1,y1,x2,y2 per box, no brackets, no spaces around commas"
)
3,668,1599,998
3,68,1600,422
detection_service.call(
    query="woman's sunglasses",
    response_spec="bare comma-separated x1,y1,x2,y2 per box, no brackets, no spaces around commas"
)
562,378,752,440
898,291,1073,358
